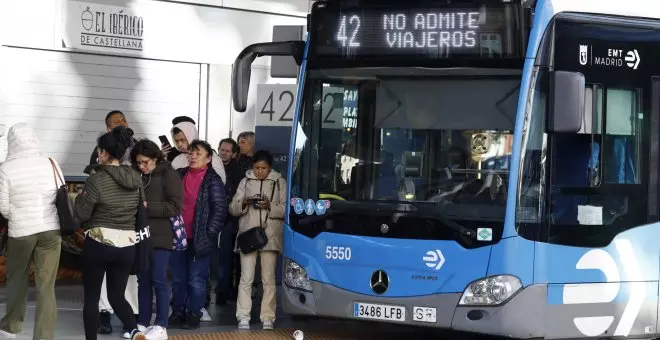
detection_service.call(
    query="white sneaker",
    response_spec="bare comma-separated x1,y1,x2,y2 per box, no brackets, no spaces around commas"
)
262,320,274,330
238,318,250,330
123,327,148,339
145,326,168,340
0,329,16,339
200,308,211,322
124,330,146,340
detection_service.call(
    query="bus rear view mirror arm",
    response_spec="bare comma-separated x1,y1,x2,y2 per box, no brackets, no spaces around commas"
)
547,70,585,133
232,41,306,112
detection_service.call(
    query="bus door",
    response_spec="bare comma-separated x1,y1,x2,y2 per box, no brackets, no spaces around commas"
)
537,15,660,339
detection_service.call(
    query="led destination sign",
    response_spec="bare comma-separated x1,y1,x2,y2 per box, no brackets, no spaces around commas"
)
313,5,521,58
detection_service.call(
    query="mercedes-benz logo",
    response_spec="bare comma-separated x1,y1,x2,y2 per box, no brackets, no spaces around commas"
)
380,223,389,234
370,270,389,295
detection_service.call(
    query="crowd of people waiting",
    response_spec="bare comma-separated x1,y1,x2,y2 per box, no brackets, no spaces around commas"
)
0,110,287,340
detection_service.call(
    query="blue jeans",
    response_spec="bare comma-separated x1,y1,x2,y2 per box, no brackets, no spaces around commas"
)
170,246,211,318
137,249,171,327
215,221,236,296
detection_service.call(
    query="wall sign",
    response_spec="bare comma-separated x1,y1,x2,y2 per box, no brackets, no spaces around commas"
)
64,1,144,53
256,84,298,127
255,84,298,177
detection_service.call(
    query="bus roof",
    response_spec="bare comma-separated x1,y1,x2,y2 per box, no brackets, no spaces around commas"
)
526,0,660,58
539,0,660,20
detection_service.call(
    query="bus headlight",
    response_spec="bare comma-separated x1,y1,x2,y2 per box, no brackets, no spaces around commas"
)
284,258,312,292
458,275,522,306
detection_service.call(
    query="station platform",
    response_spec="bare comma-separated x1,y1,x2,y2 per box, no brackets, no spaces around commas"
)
0,284,483,340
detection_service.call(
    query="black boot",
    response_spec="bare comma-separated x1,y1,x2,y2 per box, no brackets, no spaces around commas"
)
215,292,227,305
168,314,186,329
182,314,201,330
98,310,112,334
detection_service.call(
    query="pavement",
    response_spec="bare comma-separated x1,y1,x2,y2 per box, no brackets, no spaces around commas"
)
0,284,496,340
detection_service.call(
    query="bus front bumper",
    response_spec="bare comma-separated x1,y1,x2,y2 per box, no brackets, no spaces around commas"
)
282,281,546,339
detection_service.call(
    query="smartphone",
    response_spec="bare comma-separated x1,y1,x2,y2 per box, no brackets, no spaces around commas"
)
158,135,172,148
250,195,264,209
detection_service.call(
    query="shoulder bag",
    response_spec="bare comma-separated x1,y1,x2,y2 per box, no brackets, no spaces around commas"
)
48,158,77,236
237,179,279,254
131,192,152,275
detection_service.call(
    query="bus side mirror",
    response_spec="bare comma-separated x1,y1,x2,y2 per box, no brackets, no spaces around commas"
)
547,70,585,133
232,41,306,112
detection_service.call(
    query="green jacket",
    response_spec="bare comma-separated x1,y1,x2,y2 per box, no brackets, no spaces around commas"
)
75,165,143,231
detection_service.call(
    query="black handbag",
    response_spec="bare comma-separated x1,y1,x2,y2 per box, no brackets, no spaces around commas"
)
48,158,77,236
237,179,279,254
237,226,268,254
131,193,152,275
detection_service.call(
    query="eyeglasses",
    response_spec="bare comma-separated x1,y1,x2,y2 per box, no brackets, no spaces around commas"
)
136,159,154,167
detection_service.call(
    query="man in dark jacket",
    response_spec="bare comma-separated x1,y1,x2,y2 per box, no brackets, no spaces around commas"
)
215,138,244,303
85,111,136,174
169,140,227,329
218,138,243,198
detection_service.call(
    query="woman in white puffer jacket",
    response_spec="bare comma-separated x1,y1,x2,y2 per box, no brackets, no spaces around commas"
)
0,123,63,340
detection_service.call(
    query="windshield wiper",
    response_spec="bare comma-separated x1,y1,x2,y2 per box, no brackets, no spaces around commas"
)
401,206,476,239
297,201,476,242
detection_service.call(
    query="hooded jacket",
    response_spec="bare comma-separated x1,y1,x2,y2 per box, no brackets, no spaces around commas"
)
75,165,143,231
139,161,183,250
170,121,227,184
0,123,62,238
229,169,286,253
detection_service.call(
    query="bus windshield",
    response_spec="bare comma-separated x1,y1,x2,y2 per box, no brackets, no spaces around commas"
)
291,67,520,223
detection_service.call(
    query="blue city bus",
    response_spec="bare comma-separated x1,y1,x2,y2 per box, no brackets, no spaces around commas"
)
232,0,660,338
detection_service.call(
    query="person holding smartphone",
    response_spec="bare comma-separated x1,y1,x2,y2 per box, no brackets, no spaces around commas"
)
160,116,195,163
230,150,286,330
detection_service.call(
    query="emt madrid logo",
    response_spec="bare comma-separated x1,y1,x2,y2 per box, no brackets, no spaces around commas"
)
78,3,143,51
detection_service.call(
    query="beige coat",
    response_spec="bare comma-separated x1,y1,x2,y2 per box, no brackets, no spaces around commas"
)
229,169,286,253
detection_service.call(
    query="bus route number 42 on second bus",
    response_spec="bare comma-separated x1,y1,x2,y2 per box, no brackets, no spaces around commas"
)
255,84,344,129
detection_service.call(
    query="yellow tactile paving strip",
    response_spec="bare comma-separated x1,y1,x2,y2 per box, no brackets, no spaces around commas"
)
169,328,394,340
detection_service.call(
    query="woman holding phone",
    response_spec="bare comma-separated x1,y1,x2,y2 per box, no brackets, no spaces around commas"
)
230,150,286,331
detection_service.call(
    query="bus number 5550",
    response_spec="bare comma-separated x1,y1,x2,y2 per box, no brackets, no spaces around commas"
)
325,246,352,260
